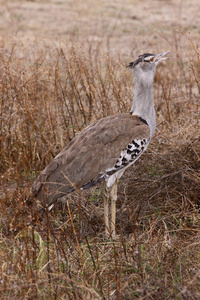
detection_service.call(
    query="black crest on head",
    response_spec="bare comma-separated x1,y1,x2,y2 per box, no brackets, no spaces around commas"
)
128,53,154,69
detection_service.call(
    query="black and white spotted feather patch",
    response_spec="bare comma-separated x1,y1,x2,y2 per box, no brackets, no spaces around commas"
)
105,138,148,176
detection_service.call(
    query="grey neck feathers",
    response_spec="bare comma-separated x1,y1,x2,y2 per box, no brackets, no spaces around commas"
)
130,71,156,139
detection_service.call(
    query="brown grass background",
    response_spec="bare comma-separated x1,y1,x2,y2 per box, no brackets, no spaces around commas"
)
0,0,200,299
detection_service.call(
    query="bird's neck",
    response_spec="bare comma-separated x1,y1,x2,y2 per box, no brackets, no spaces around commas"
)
130,75,156,139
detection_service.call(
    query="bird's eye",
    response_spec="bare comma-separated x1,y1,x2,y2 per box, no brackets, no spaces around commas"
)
144,57,154,63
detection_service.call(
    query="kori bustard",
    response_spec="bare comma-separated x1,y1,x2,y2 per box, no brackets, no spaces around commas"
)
32,52,169,237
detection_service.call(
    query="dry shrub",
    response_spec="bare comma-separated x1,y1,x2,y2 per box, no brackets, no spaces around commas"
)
0,37,200,299
0,41,130,178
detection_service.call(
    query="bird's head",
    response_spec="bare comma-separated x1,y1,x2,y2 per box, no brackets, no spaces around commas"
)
128,52,169,81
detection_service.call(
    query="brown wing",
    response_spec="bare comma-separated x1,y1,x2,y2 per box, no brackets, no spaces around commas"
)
32,113,150,205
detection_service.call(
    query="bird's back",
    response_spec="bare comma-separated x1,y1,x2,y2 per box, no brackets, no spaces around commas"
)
32,113,150,207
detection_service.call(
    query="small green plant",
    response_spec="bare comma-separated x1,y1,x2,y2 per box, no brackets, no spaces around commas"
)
146,164,163,177
89,188,102,202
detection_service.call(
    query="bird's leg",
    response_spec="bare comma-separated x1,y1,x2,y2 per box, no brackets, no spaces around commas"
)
110,179,118,237
102,181,110,237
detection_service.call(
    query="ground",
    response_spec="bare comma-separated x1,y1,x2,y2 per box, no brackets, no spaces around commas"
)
1,0,200,55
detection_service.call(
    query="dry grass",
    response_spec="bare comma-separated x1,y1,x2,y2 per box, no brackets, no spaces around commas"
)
0,4,200,297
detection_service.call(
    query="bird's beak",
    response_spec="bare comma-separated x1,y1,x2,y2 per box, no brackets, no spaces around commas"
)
154,52,170,64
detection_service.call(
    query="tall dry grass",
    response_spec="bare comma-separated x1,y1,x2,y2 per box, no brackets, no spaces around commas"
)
0,36,199,299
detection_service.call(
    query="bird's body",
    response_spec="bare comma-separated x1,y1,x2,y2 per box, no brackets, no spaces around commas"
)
32,52,169,237
32,114,150,201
